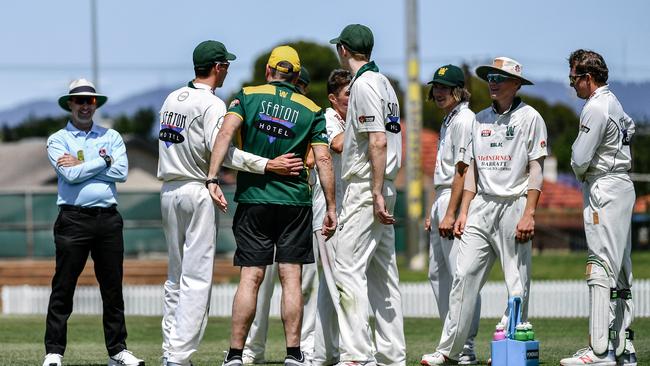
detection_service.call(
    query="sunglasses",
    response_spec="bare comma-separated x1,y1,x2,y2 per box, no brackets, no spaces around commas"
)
217,61,230,70
569,73,588,86
71,96,97,105
486,74,512,84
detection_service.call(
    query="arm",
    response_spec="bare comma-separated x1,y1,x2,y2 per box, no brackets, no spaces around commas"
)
305,147,315,169
368,131,394,224
424,183,436,231
94,132,128,183
571,105,606,181
453,160,477,238
515,157,544,243
313,144,337,238
46,134,107,184
439,161,468,238
330,133,344,154
206,113,243,211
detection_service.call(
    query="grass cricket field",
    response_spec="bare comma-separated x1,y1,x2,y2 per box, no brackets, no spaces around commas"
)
1,315,647,365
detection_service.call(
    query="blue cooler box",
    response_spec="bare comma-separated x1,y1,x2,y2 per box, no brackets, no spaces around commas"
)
490,297,539,366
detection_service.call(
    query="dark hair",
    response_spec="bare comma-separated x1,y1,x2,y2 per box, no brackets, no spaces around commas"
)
327,69,352,95
194,65,213,78
568,49,609,84
269,61,299,82
427,85,471,103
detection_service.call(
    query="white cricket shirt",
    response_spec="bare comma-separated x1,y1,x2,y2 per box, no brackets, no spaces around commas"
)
157,82,268,181
341,62,402,182
433,102,474,189
571,85,635,181
469,98,548,197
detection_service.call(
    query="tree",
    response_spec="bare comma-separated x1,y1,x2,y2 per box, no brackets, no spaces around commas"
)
113,108,157,138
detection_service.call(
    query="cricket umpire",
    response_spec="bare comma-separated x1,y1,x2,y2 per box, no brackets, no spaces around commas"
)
207,45,337,366
43,79,144,366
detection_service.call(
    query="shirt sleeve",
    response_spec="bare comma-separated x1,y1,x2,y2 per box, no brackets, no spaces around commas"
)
226,90,246,121
46,132,107,184
460,118,476,166
210,95,267,174
94,130,128,183
353,79,386,133
325,111,345,146
527,110,549,161
310,109,329,146
571,102,607,179
452,112,474,166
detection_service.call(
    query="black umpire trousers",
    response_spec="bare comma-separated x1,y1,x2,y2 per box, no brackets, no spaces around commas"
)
44,205,128,356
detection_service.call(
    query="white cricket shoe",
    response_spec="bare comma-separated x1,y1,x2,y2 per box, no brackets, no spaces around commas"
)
421,352,458,365
285,352,310,366
43,353,63,366
223,355,243,366
617,341,637,366
109,349,145,366
560,347,616,365
457,351,477,365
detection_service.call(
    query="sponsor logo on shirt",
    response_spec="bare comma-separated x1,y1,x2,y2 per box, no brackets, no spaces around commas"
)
481,129,492,137
229,99,240,109
477,154,512,170
177,91,189,102
506,125,516,140
490,142,503,148
98,147,107,157
159,111,187,147
580,124,590,133
359,115,375,123
255,113,296,142
540,140,547,148
386,116,401,133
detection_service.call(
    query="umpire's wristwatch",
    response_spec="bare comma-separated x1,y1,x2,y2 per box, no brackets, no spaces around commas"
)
205,177,220,188
103,155,112,168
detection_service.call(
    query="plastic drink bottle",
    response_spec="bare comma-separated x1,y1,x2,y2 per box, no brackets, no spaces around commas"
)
524,322,535,340
514,323,528,341
493,323,506,341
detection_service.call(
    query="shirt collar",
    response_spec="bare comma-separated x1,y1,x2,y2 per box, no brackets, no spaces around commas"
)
491,96,522,115
269,80,299,93
66,121,100,136
350,61,379,87
188,80,214,93
443,102,468,126
588,84,609,101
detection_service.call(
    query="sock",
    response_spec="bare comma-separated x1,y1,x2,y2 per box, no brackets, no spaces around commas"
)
227,348,243,361
286,347,302,359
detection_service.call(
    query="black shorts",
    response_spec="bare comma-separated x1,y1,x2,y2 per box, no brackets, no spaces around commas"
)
232,203,313,266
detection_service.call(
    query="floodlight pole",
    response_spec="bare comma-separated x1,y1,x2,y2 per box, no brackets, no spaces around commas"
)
405,0,423,266
91,0,99,89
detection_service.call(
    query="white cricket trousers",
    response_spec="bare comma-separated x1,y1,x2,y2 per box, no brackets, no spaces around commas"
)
583,173,635,343
161,181,217,365
428,187,480,354
437,194,531,358
313,229,341,366
244,238,319,359
332,178,406,366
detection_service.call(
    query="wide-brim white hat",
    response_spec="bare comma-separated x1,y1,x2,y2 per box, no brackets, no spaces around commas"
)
475,57,533,85
58,78,108,111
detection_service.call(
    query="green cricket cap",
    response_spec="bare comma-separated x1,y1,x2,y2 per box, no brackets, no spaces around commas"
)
329,24,374,55
427,64,465,88
193,40,236,68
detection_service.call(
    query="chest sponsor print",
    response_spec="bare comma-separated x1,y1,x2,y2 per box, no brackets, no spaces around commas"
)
477,154,512,171
256,113,296,143
159,111,187,147
481,129,492,137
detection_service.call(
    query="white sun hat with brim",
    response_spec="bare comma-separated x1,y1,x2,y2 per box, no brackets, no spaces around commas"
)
475,57,533,85
58,78,108,111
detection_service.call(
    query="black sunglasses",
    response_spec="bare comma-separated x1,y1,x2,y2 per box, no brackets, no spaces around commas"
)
569,73,589,86
71,96,97,105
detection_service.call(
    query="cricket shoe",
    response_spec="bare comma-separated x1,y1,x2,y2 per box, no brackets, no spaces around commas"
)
223,355,244,366
457,351,477,365
43,353,63,366
285,351,311,366
560,347,616,366
616,341,637,366
421,352,458,365
109,350,145,366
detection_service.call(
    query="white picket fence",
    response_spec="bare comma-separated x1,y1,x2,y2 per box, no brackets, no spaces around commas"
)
3,280,650,317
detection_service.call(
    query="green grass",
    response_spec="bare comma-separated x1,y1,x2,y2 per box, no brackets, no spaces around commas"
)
398,250,650,282
1,315,647,365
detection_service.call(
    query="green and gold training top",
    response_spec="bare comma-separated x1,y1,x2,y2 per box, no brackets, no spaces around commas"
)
226,80,328,205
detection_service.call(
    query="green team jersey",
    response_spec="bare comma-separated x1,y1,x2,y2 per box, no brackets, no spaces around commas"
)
227,81,328,205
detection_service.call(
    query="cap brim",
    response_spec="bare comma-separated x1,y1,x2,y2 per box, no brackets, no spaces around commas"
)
329,37,341,45
226,52,237,61
427,79,459,87
58,94,108,112
475,65,533,85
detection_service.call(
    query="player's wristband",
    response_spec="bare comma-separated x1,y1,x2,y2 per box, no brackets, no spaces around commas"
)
205,177,220,188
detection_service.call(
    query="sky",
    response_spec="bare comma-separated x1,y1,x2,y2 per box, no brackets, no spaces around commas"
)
1,0,649,110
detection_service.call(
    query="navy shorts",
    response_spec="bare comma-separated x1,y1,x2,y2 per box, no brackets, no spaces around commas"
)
232,203,313,266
